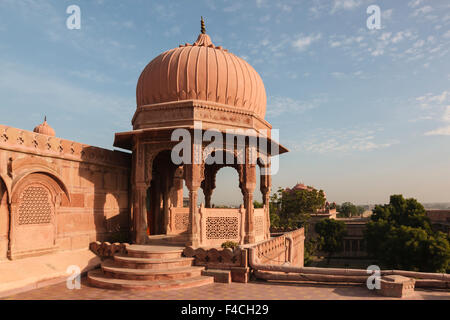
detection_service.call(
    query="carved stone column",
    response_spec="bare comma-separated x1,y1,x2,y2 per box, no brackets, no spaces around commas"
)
184,163,203,247
134,183,149,244
260,163,271,239
170,166,184,207
132,140,150,244
162,172,170,234
243,145,256,244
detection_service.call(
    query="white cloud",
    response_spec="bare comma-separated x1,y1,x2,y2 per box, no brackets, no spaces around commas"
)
330,41,342,47
408,0,424,9
223,3,243,12
413,39,425,48
412,5,433,17
391,32,405,43
415,92,450,136
380,32,392,41
267,95,326,117
382,9,394,20
331,0,362,14
298,126,397,154
292,33,322,51
425,126,450,136
443,30,450,39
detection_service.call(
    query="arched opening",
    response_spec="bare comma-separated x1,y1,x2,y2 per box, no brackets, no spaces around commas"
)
9,173,64,259
201,150,244,208
146,150,177,235
209,167,242,208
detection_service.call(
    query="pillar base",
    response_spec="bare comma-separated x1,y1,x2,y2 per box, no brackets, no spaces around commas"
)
244,235,255,244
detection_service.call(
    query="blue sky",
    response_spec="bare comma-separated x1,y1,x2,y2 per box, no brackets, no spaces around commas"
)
0,0,449,206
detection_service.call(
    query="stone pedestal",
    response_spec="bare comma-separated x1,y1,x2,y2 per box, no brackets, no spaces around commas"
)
379,275,416,298
230,267,250,283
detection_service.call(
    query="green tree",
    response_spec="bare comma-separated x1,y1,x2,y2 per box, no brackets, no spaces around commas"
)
364,194,450,273
338,202,359,217
253,200,264,208
315,219,347,263
269,187,326,231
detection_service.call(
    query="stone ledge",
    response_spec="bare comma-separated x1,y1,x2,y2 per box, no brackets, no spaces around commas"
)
201,269,231,283
0,249,101,298
379,275,416,298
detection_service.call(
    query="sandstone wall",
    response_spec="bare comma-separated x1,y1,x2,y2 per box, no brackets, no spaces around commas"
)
0,124,131,260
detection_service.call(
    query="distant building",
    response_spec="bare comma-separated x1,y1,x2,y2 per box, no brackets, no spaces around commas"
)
426,210,450,236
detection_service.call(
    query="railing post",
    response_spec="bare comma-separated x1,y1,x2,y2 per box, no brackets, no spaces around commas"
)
199,203,205,245
239,204,245,245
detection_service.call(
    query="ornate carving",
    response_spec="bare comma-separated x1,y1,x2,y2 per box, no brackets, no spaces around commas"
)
0,124,130,168
183,246,245,268
18,185,52,225
175,211,190,231
255,216,264,235
89,241,130,258
206,216,239,239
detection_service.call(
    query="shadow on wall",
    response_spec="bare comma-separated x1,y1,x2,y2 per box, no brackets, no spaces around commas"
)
77,146,131,244
0,177,9,260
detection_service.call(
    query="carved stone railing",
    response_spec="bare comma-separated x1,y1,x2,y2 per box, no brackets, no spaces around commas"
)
247,228,450,288
183,246,247,269
198,204,245,247
250,228,305,265
168,206,190,234
89,241,129,258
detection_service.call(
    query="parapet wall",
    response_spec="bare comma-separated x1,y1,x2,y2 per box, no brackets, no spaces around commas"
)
0,124,131,260
253,228,305,267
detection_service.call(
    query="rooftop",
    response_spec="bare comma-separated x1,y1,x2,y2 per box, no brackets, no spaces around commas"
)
3,276,449,300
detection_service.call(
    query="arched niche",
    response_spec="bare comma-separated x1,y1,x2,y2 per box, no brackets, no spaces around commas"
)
8,172,65,259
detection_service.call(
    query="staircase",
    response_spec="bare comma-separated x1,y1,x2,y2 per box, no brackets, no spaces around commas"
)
87,244,214,291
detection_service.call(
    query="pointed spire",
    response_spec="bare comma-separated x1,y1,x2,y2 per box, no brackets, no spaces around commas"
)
201,16,205,34
44,115,47,122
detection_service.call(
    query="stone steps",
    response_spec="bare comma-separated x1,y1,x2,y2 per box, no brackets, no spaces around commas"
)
87,244,214,291
113,254,195,269
126,245,184,259
88,269,214,291
101,260,204,280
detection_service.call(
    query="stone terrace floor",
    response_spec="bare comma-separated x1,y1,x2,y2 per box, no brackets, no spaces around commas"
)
2,277,450,300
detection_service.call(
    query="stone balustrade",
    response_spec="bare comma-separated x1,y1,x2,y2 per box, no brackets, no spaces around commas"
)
251,228,305,266
198,204,246,247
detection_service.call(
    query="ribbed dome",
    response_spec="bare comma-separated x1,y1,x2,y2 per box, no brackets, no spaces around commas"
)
136,33,267,118
33,117,55,136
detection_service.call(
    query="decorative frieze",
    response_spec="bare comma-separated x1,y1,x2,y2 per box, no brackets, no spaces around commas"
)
0,125,130,168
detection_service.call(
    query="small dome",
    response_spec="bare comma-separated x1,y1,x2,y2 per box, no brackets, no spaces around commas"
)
33,117,55,136
136,26,267,118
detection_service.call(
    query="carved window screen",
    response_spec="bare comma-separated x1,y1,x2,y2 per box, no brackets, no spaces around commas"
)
206,217,239,239
18,185,52,225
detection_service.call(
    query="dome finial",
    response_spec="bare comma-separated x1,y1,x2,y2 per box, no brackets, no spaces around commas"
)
201,16,205,34
34,116,55,136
